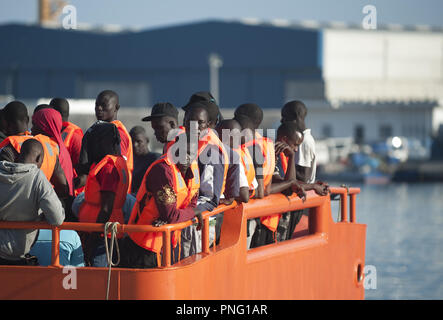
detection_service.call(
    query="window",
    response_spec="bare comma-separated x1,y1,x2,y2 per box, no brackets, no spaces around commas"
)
322,124,332,138
379,124,392,140
354,125,365,144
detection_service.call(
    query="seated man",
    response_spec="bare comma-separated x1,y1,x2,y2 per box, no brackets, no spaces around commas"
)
0,139,65,265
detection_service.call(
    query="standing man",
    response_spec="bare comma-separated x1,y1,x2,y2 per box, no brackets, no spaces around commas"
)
76,90,133,192
180,103,229,258
281,100,317,184
0,139,65,265
129,125,161,195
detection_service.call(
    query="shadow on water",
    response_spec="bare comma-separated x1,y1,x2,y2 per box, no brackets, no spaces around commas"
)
331,182,443,299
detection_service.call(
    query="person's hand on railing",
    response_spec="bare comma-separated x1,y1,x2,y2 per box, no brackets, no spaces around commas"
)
220,198,234,205
292,181,306,202
193,209,204,231
152,219,168,227
312,182,330,196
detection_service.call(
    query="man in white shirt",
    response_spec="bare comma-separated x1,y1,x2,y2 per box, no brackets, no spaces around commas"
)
281,100,317,183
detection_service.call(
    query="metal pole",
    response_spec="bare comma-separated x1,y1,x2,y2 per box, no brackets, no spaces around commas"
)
208,53,223,104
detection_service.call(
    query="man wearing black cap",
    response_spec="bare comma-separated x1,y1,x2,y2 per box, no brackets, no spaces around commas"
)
142,102,181,154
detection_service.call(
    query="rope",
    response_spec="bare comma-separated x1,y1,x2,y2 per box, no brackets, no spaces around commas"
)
104,222,120,300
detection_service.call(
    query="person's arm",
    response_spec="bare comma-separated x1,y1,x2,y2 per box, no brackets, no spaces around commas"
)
50,156,70,199
268,142,297,195
148,163,201,224
36,170,65,226
298,181,330,196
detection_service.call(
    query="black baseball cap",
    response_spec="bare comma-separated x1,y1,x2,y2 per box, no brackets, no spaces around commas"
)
142,102,178,121
182,91,216,111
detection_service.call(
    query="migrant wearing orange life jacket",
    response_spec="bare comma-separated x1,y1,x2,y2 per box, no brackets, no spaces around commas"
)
245,131,279,233
112,120,133,193
234,144,256,197
127,151,200,264
61,121,84,196
78,154,129,236
0,133,59,181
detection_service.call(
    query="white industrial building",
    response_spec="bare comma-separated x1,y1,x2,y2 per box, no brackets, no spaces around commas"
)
285,25,443,145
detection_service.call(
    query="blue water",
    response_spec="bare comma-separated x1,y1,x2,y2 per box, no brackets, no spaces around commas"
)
331,182,443,300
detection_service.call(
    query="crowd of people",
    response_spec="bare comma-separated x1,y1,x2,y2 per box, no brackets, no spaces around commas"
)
0,89,330,268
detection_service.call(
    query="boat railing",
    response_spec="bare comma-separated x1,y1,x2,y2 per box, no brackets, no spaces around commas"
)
0,186,360,269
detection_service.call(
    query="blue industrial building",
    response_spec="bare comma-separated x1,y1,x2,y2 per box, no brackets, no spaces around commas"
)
0,20,322,108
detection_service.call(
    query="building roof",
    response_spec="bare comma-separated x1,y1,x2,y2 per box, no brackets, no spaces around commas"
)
0,20,322,71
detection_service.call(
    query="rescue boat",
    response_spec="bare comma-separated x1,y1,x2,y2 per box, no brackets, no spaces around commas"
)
0,186,366,300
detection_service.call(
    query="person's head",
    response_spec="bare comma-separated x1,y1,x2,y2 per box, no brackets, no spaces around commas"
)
85,121,121,164
2,101,29,136
142,102,178,144
31,107,62,138
277,122,304,152
215,119,243,149
33,104,54,116
281,100,307,129
17,139,44,168
234,103,263,130
95,90,119,122
49,98,70,122
130,125,150,157
183,92,222,128
183,102,209,139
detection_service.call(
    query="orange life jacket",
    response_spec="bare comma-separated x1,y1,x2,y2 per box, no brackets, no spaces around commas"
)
61,122,84,196
78,155,129,233
112,120,133,193
245,132,279,233
234,145,256,197
61,121,83,152
243,131,275,188
280,152,289,175
128,151,200,255
0,133,59,181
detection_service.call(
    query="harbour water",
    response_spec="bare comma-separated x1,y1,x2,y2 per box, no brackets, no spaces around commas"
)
330,182,443,300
